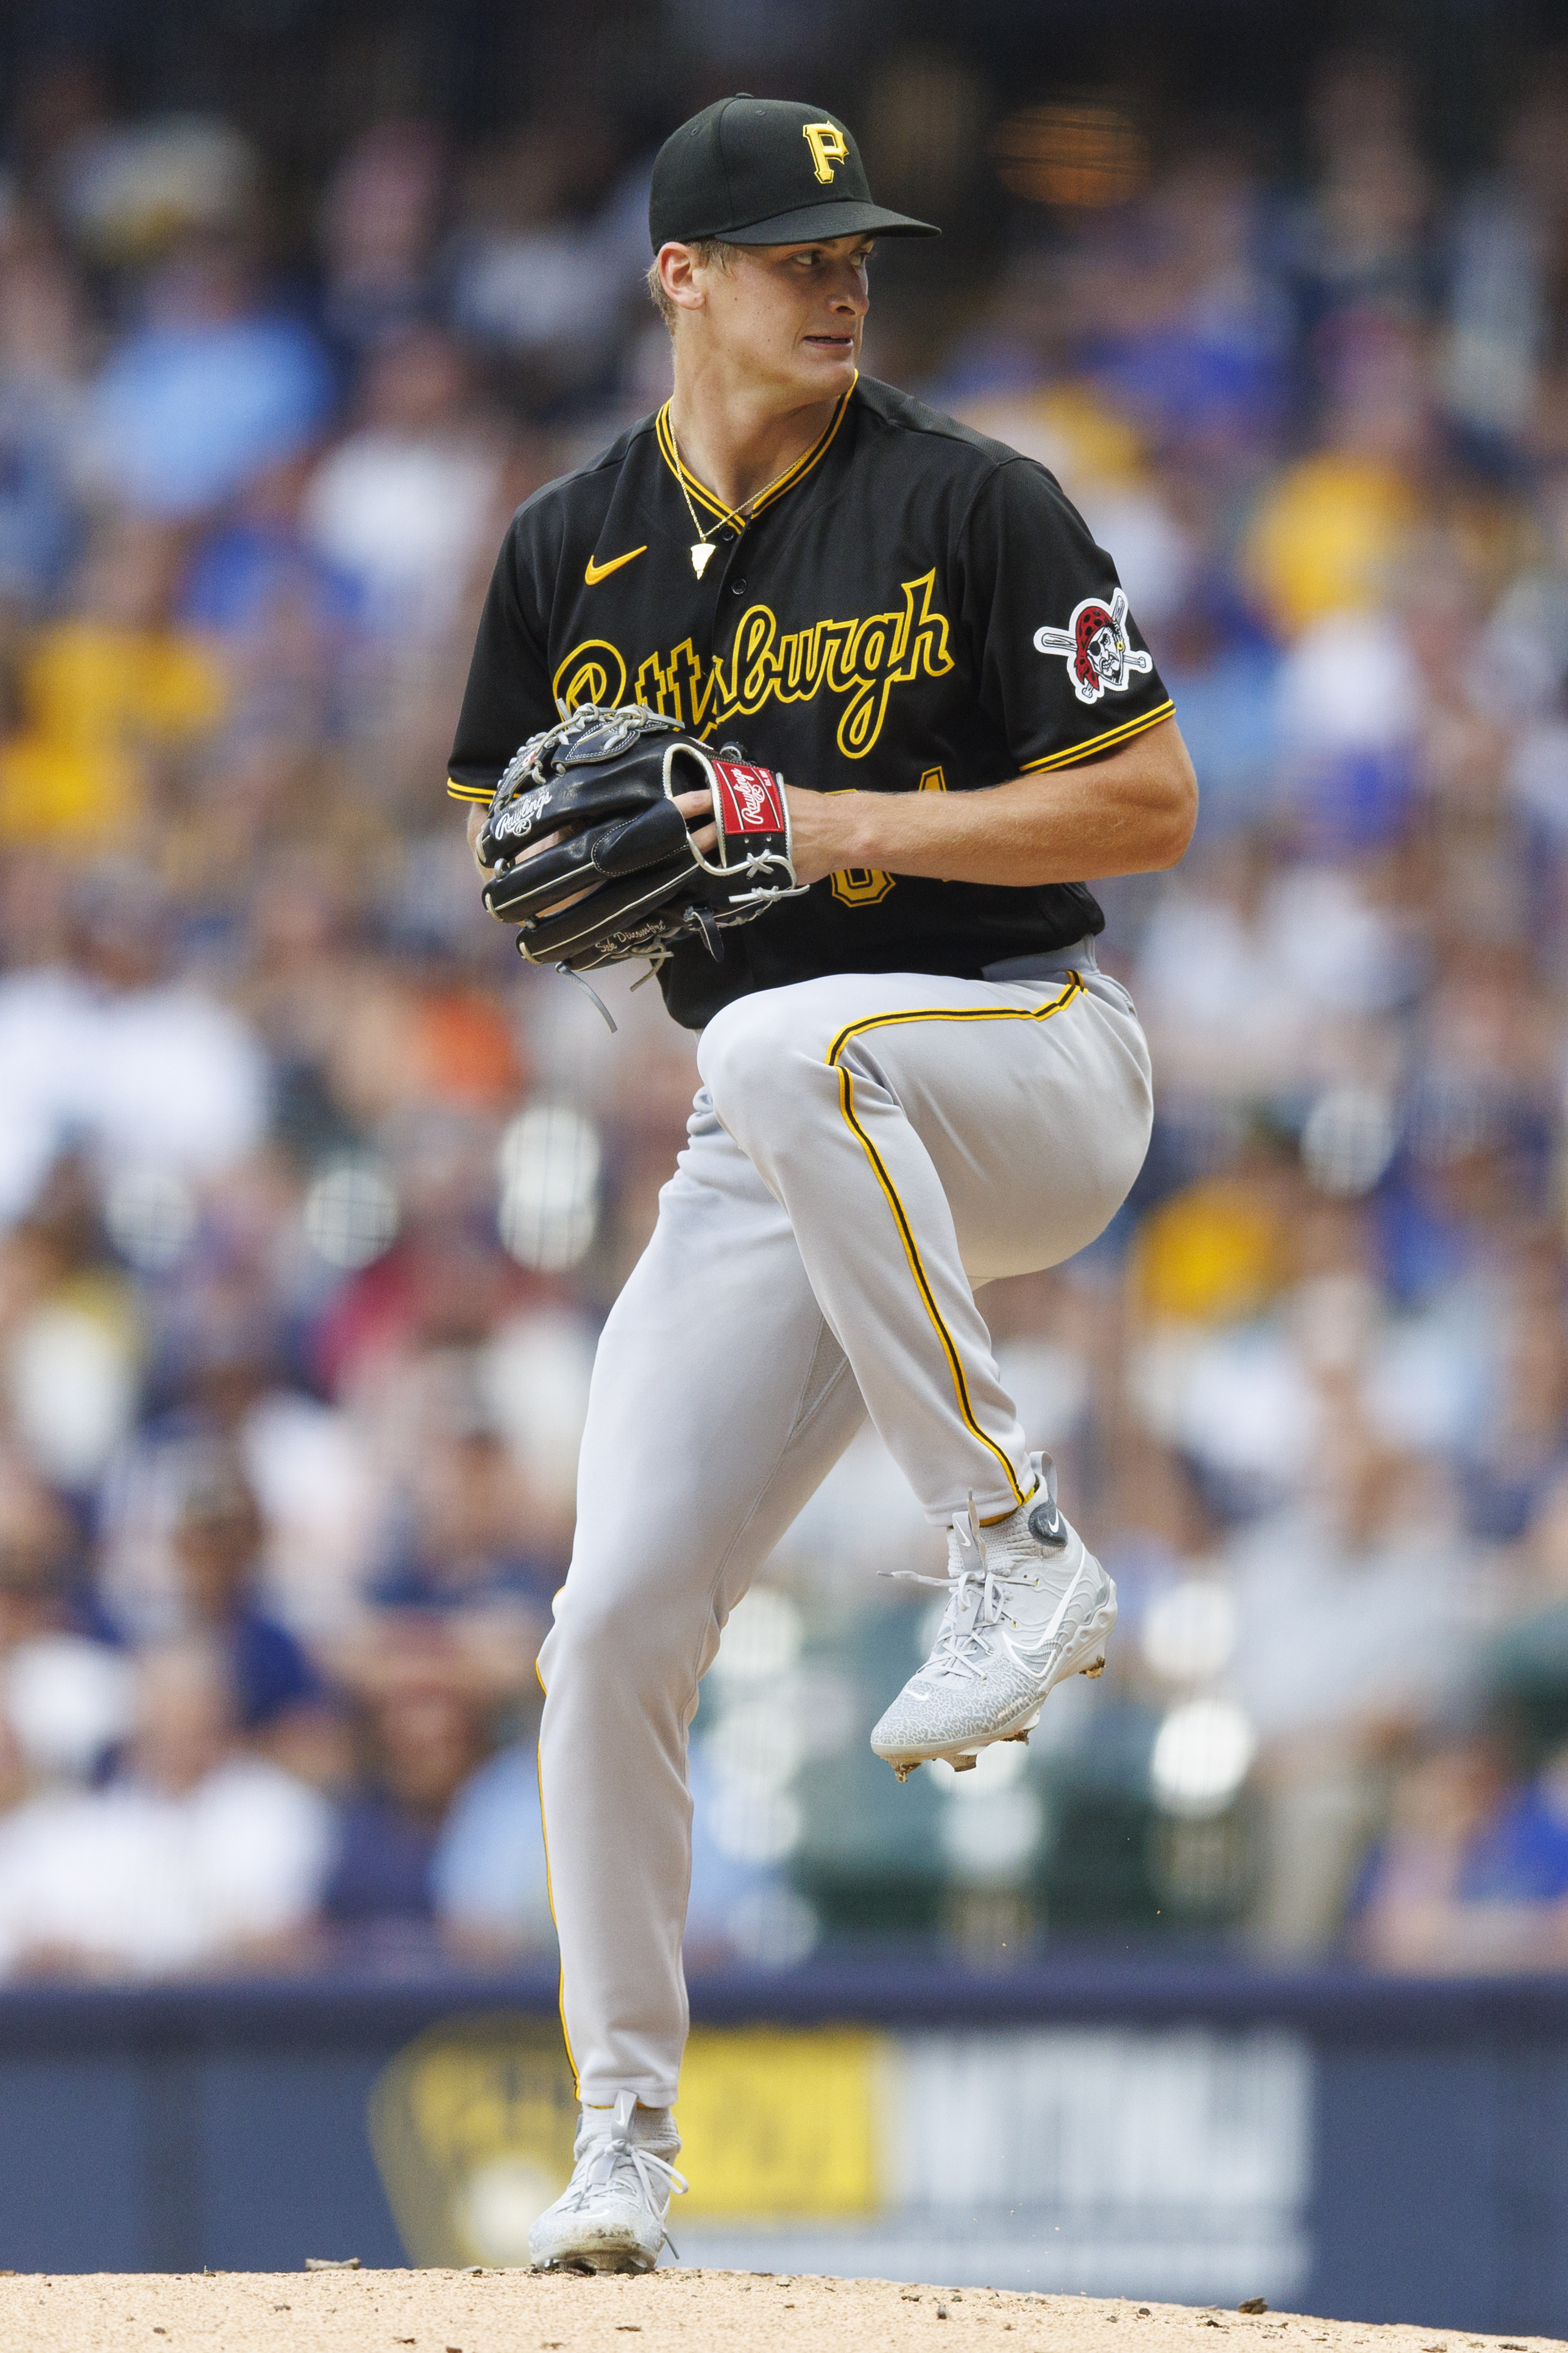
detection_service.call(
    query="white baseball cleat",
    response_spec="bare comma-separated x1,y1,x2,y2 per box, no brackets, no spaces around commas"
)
528,2091,687,2273
870,1454,1116,1781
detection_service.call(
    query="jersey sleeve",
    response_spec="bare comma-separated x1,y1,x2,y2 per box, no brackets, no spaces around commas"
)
956,458,1173,776
445,515,555,803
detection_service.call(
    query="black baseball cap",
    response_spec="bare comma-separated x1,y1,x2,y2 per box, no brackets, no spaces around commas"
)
649,96,938,249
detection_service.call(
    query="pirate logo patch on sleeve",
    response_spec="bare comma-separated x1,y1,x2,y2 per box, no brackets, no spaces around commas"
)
1034,588,1153,705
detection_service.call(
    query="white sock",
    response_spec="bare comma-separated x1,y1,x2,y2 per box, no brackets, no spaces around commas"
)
580,2097,678,2152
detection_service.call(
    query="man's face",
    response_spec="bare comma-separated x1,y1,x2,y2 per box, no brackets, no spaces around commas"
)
679,234,872,403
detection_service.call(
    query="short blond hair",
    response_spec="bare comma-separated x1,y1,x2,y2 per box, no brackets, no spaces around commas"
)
647,239,735,332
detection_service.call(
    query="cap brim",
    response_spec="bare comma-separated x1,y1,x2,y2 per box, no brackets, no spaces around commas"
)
709,199,938,244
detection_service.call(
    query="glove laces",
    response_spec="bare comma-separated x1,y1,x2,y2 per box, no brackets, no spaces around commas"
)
569,2091,688,2257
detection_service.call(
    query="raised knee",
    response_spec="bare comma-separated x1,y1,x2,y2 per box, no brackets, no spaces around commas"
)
698,994,818,1134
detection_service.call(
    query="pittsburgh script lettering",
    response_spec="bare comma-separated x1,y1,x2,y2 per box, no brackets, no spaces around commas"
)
551,572,956,760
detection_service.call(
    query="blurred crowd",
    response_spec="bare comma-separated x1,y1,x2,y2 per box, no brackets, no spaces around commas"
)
3,37,1568,1979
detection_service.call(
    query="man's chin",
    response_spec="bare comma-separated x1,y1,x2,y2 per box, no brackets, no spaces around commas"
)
789,343,858,397
736,342,858,410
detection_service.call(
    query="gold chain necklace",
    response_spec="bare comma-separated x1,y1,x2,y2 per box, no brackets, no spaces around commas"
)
668,418,807,578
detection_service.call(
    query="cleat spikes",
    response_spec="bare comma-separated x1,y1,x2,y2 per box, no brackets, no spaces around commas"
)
1081,1656,1106,1678
1003,1729,1031,1744
951,1751,978,1771
892,1760,918,1782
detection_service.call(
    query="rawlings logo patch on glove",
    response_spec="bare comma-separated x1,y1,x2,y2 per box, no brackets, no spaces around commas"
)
712,760,786,836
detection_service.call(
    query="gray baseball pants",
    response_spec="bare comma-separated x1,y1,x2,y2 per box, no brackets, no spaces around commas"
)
535,947,1152,2106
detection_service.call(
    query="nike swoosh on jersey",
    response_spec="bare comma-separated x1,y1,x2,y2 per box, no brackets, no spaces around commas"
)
584,545,648,586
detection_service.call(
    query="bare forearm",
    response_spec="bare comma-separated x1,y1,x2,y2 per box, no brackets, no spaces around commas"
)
468,714,1197,896
787,717,1197,888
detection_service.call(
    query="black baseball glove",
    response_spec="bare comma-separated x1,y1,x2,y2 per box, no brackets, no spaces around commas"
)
477,703,802,977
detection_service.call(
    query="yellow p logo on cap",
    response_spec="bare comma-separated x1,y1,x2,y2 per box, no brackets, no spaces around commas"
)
803,121,850,183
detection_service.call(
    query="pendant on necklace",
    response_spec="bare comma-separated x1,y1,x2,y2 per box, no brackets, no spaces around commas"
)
690,541,715,578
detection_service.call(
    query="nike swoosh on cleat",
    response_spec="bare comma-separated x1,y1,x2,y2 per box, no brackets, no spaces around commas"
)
1003,1563,1091,1671
584,546,648,585
1006,1634,1069,1673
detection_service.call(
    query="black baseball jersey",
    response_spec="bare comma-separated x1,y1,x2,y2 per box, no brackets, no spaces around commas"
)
449,374,1174,1030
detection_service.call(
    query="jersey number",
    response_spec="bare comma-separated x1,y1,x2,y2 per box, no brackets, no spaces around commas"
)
829,767,946,908
830,866,896,906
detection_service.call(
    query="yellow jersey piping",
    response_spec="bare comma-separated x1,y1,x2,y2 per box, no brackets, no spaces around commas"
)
655,377,856,529
447,775,494,803
1021,697,1175,774
826,975,1087,1512
533,1650,580,2093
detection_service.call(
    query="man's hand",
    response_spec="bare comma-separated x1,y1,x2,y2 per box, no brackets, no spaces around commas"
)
676,715,1196,891
467,803,488,869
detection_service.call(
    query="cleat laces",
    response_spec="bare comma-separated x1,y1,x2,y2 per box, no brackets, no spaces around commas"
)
562,2092,688,2259
885,1494,1088,1687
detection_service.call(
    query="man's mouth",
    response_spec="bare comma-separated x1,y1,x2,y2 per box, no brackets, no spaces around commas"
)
803,333,854,351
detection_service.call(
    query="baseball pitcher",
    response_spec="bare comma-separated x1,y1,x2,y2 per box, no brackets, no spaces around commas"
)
447,94,1197,2271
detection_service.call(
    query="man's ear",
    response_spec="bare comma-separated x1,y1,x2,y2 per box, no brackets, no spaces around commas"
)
657,243,705,316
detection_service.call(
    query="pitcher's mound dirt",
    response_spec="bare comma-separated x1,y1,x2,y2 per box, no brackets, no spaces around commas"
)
0,2271,1557,2353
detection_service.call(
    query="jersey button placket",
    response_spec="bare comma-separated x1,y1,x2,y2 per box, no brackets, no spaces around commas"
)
706,533,750,710
680,525,730,683
715,526,748,601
